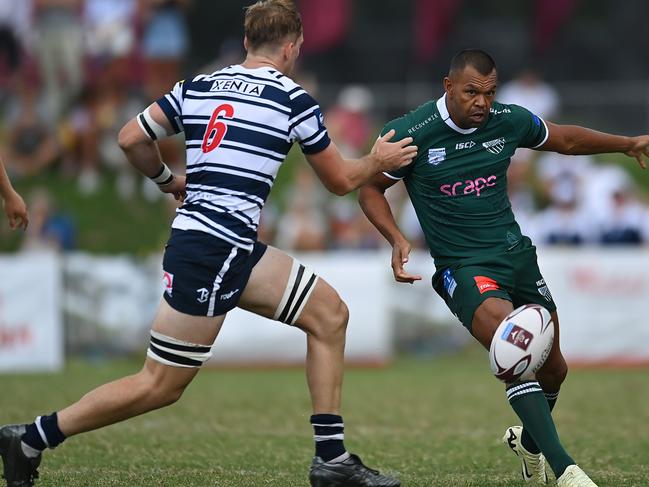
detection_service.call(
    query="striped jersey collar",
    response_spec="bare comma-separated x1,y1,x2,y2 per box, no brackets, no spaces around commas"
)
436,93,478,135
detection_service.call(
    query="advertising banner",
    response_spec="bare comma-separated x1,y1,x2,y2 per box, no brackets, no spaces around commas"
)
0,253,63,371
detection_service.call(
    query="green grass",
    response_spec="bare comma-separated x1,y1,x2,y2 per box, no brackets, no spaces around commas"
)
2,170,171,254
1,346,648,486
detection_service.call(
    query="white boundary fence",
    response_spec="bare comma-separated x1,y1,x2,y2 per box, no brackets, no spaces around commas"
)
1,248,649,371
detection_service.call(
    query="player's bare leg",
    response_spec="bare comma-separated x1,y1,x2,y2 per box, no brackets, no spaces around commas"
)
57,302,225,435
536,311,568,394
1,301,225,487
238,245,400,487
238,246,346,414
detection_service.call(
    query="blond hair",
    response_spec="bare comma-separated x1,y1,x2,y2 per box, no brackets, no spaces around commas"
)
244,0,302,51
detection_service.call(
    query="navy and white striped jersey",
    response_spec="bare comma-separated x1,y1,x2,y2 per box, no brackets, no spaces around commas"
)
156,65,331,252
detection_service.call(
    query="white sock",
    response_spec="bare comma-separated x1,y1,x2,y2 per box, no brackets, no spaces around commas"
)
20,441,42,459
327,451,350,464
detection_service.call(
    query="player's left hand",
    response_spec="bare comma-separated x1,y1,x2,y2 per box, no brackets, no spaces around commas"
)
391,238,422,284
3,189,28,230
625,135,649,169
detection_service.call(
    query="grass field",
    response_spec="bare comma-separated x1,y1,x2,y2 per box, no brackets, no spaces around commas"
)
1,346,648,486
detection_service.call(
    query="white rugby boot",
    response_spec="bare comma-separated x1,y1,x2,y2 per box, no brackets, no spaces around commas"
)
557,465,598,486
502,426,548,483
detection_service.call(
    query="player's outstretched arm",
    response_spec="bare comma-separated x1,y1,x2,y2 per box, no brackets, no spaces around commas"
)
540,122,649,169
0,157,28,230
305,130,417,195
118,103,186,201
359,174,422,284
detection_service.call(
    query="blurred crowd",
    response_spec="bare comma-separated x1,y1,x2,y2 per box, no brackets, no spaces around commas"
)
0,0,191,191
1,1,648,253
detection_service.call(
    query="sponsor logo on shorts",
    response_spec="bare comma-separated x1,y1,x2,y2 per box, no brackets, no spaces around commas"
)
442,269,457,297
163,271,174,297
482,137,506,154
427,147,446,165
196,288,210,303
474,275,499,294
220,288,239,300
506,231,520,249
501,322,534,351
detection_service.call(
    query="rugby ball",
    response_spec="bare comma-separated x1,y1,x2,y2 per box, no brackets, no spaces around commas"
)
489,304,554,383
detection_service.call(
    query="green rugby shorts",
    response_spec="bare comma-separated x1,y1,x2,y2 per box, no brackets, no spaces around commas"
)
432,237,557,332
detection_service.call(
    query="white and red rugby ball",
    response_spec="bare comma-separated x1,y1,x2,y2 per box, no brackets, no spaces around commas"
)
489,304,554,383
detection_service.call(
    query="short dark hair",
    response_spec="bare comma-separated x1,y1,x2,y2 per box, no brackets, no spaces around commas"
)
449,49,497,76
244,0,302,51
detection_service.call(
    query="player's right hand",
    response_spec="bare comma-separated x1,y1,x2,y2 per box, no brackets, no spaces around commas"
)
391,238,422,284
372,129,417,172
160,175,186,203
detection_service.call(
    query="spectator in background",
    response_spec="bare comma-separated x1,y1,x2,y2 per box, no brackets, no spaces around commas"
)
60,84,101,193
3,80,60,177
0,0,32,92
21,189,76,251
275,166,327,251
141,0,190,101
34,0,84,121
94,83,145,200
530,173,593,245
507,150,537,237
325,85,374,158
199,37,245,74
83,0,136,86
498,69,559,120
533,153,595,245
593,170,649,245
328,197,382,250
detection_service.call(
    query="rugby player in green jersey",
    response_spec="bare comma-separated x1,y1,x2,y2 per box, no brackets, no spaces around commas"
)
359,49,649,487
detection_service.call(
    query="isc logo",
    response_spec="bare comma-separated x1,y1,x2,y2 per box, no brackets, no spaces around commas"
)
455,141,476,150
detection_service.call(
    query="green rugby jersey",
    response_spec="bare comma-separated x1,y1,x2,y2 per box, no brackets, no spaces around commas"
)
383,94,548,267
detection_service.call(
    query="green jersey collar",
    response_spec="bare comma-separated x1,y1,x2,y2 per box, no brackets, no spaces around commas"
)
437,93,478,135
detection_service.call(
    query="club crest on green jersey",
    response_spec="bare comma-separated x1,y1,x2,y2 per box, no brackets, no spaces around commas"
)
427,147,446,165
482,137,506,154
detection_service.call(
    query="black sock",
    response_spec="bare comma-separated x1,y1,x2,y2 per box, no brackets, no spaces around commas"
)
310,414,347,462
521,389,560,454
22,412,66,452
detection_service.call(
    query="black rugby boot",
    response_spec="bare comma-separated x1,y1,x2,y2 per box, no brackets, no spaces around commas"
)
309,453,400,487
0,425,41,487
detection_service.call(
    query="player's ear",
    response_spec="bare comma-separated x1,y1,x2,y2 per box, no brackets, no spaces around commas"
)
243,36,249,52
282,39,293,60
443,77,452,95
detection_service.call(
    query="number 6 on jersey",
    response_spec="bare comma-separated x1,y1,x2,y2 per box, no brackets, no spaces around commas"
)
202,103,234,153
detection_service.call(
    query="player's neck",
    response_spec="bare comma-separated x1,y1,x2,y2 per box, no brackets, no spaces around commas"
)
444,96,470,130
242,53,284,74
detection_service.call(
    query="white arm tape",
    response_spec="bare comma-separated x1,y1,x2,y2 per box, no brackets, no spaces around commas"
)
151,163,174,186
137,106,169,141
